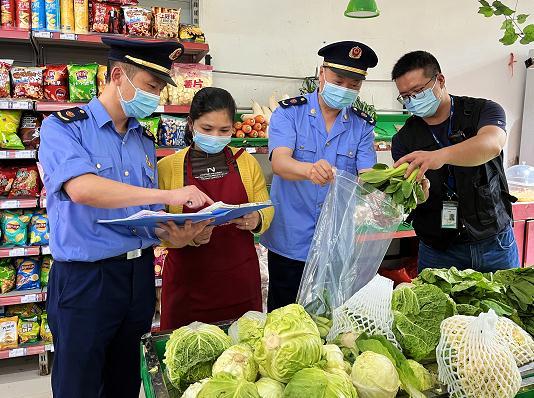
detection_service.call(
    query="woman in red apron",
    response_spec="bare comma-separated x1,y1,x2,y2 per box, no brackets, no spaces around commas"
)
158,87,273,330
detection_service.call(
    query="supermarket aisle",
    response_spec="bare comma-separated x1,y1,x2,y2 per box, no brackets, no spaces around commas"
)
0,357,146,398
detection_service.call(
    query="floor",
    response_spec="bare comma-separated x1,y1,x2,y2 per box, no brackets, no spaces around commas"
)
0,356,146,398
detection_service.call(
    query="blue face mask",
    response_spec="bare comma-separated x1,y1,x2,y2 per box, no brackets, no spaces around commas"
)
118,72,160,119
193,130,231,154
404,79,442,118
319,76,360,110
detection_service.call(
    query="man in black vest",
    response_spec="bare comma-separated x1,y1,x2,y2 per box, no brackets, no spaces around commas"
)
390,50,519,272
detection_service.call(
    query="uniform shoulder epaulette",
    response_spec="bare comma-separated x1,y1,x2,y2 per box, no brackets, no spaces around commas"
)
351,107,376,125
278,96,308,108
141,126,156,142
53,107,88,123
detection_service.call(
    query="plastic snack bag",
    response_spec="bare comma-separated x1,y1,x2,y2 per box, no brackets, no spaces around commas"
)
0,165,17,196
44,64,69,101
29,212,49,245
122,6,152,36
9,165,40,198
158,114,187,147
15,257,41,290
152,6,180,39
40,312,52,342
1,211,30,246
169,64,213,106
297,169,403,322
0,258,16,294
67,63,98,102
0,59,13,98
19,112,42,149
0,316,18,350
40,256,52,287
96,64,107,96
0,110,24,149
18,315,40,344
11,67,44,100
138,116,160,143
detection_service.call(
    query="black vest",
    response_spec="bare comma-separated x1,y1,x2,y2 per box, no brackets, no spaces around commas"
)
395,96,515,250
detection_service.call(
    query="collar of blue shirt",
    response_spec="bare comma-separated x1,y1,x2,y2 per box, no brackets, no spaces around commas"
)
87,98,140,132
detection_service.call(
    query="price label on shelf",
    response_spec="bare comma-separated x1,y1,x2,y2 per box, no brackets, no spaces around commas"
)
0,200,20,209
33,31,52,38
9,348,26,358
21,294,38,304
59,33,77,40
42,246,51,255
0,100,9,109
11,101,32,110
8,248,26,257
245,148,257,154
45,344,54,352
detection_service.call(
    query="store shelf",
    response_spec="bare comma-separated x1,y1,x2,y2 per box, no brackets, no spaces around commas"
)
0,288,47,306
0,197,39,210
155,105,191,114
0,246,41,258
0,99,34,110
0,28,31,42
0,150,37,160
0,342,54,360
34,101,87,112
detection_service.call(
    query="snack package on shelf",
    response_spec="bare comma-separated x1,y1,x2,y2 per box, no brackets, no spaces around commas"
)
168,63,213,106
15,0,31,29
179,24,205,43
31,0,46,29
9,165,40,197
0,60,14,98
60,0,74,32
122,5,151,36
40,312,52,342
44,64,69,102
159,85,168,105
29,211,49,246
0,258,16,294
44,0,60,31
154,245,167,277
96,64,107,96
11,67,44,100
18,315,40,344
0,166,17,196
137,115,160,143
90,0,121,33
67,63,98,102
14,257,41,291
0,110,24,149
0,316,18,350
152,6,180,39
158,114,187,148
19,112,42,149
73,0,88,33
1,211,30,247
1,0,16,27
6,303,42,317
40,256,52,287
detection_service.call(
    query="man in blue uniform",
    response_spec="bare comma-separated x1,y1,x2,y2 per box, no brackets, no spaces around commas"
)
261,41,379,310
38,37,212,398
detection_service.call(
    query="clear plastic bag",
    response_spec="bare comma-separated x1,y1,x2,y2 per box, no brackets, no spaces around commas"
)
297,169,403,320
436,310,522,398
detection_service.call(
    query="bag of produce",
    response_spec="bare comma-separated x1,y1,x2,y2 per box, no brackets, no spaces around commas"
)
297,169,402,325
436,309,521,398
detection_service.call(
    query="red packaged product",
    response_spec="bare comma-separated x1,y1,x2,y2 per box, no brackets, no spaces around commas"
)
0,166,17,196
9,165,40,198
0,60,13,98
43,64,69,101
15,0,31,29
90,1,121,33
122,6,151,37
91,0,136,5
11,67,44,100
1,0,15,27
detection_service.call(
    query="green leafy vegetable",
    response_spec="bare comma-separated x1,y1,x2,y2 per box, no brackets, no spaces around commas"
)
254,304,322,383
163,322,231,389
391,284,456,362
283,368,357,398
228,311,267,347
351,351,399,398
212,344,258,382
255,378,285,398
197,373,260,398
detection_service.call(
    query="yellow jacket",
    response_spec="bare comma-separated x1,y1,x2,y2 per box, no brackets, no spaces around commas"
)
157,146,273,234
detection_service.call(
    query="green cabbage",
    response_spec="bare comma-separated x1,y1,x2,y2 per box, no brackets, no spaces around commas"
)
181,378,210,398
405,360,435,392
321,344,350,377
391,284,456,361
283,368,357,398
331,331,359,363
228,311,267,347
254,304,322,383
351,351,400,398
212,344,258,382
164,322,231,389
197,373,260,398
255,377,285,398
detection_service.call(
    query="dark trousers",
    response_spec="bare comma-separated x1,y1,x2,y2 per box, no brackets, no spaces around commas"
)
47,250,155,398
267,250,305,312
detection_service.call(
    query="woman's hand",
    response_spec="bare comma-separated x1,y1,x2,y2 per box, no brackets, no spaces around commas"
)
156,219,213,248
230,211,261,231
192,226,215,245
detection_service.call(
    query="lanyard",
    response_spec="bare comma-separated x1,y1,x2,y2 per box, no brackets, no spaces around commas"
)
429,97,457,198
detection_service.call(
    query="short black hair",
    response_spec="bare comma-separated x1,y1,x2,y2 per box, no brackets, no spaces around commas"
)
185,87,236,146
105,60,140,84
391,51,441,80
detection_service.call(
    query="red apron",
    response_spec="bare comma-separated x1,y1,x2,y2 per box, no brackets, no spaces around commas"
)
160,147,262,330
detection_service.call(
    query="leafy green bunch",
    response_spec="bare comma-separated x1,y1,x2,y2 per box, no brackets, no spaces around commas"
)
478,0,534,45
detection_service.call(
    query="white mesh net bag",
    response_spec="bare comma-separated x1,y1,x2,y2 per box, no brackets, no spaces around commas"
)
496,316,534,367
326,274,398,347
436,310,522,398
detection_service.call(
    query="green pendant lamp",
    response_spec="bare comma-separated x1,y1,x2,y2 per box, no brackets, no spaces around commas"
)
344,0,380,18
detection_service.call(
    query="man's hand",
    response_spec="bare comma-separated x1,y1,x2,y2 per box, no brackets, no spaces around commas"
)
156,219,213,248
230,211,261,231
165,186,214,208
393,149,448,181
420,177,430,203
307,159,334,185
192,226,215,245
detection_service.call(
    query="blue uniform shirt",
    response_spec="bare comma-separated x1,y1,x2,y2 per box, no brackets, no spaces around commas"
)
38,98,163,262
260,91,377,262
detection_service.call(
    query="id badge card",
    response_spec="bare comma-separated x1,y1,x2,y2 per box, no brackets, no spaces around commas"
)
441,201,458,229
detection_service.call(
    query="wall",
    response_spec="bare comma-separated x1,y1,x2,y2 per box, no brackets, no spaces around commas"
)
200,0,534,165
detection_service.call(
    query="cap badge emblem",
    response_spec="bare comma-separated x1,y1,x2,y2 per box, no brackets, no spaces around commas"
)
169,48,183,61
349,46,362,59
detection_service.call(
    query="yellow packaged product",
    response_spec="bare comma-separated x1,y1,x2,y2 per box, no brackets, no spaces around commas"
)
18,315,40,344
73,0,87,33
60,0,74,32
0,316,18,350
40,313,52,342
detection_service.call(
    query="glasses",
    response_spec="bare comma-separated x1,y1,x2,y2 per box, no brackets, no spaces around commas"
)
397,75,437,105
